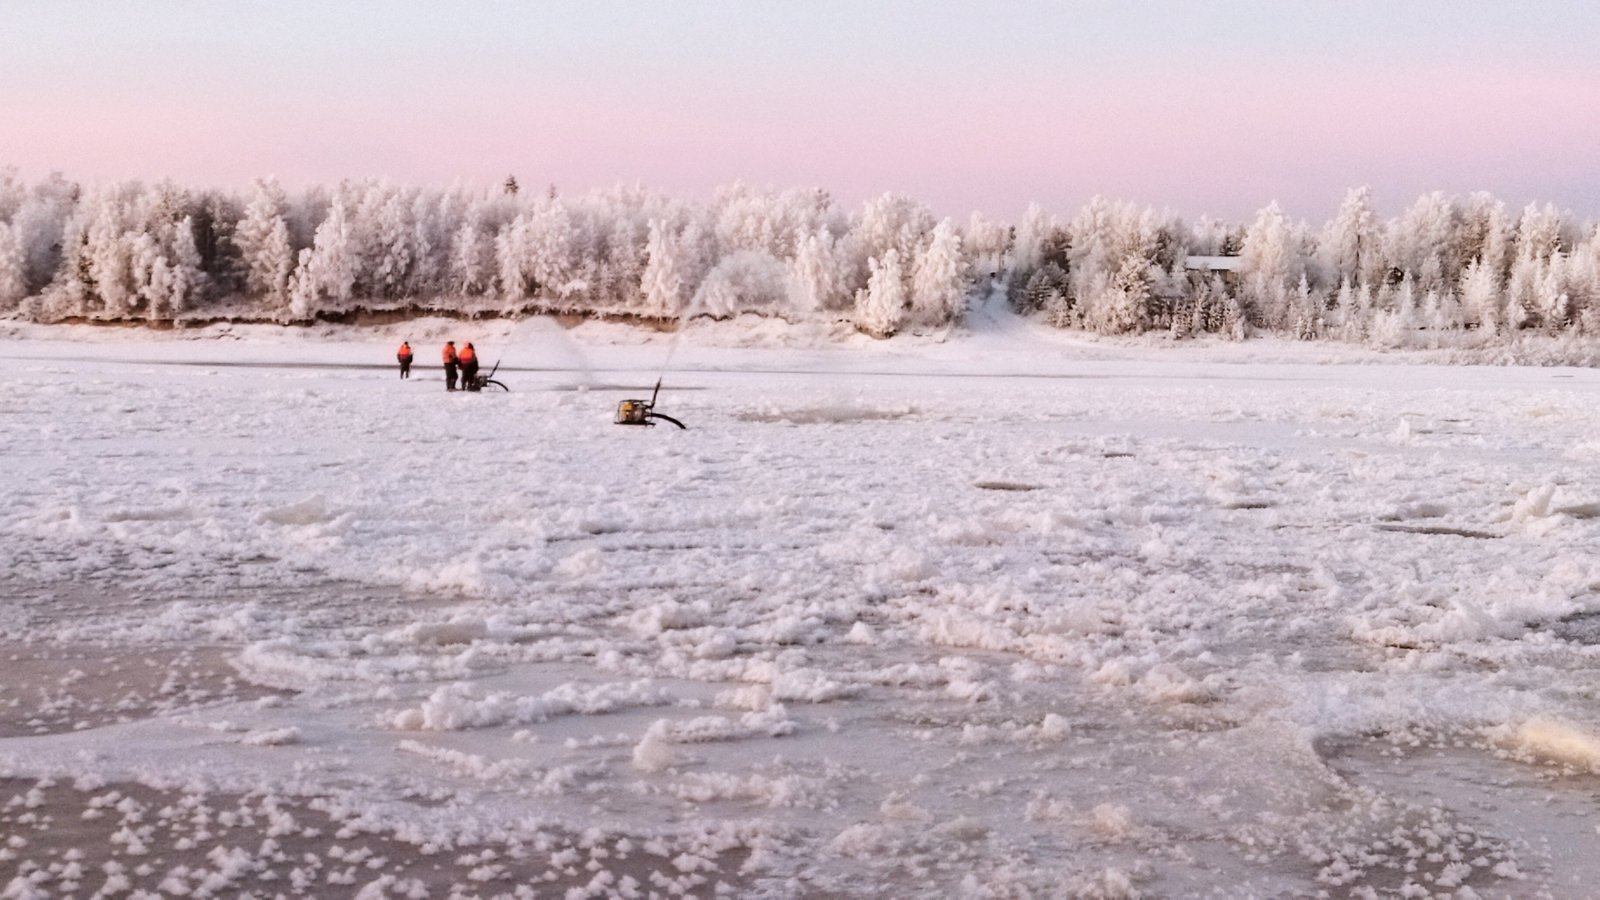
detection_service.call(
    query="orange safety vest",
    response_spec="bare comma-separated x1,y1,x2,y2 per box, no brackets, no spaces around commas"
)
442,345,457,364
397,343,412,359
459,347,477,365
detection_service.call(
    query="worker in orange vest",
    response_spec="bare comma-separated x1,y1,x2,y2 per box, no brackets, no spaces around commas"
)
442,341,459,391
396,340,413,379
459,342,480,391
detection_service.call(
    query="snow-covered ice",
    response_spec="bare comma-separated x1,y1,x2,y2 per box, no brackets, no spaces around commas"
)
3,311,1600,897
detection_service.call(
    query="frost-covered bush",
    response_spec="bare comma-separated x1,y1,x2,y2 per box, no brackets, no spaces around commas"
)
854,249,906,337
691,250,791,319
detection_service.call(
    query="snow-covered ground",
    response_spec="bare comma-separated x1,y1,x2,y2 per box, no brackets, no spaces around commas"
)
3,309,1600,898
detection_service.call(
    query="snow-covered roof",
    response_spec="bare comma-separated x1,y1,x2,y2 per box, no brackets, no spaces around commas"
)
1185,255,1244,271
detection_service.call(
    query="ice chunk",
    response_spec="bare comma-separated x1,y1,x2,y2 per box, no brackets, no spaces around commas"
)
846,622,877,645
1089,803,1136,842
1497,717,1600,772
394,619,489,646
632,721,676,773
239,727,301,746
1510,483,1557,523
257,495,338,526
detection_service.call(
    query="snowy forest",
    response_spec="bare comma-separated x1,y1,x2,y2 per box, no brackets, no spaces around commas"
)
2,169,1599,346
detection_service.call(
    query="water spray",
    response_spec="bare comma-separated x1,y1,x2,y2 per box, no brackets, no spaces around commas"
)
615,306,690,430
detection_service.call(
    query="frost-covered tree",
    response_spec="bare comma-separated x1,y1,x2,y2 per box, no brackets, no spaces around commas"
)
235,178,294,304
0,222,26,310
1083,255,1151,335
711,184,833,263
1239,202,1305,329
1566,236,1600,332
369,191,415,299
790,227,844,313
1006,202,1051,301
499,196,582,301
1065,196,1117,307
855,249,906,337
852,193,935,293
1418,289,1459,341
1457,192,1512,281
1372,274,1418,348
1505,249,1542,330
1330,277,1363,341
1287,275,1321,339
909,219,967,325
288,195,354,318
674,219,714,303
82,190,141,315
1186,216,1228,256
0,169,20,224
692,250,790,318
130,217,205,319
495,215,530,301
1018,199,1181,335
1515,203,1565,262
1320,186,1378,289
129,231,167,315
639,219,685,317
600,217,644,307
1536,254,1571,331
10,173,77,296
406,192,447,297
1459,258,1501,334
1395,191,1459,293
964,211,1011,279
169,216,206,311
1027,263,1072,326
449,212,493,296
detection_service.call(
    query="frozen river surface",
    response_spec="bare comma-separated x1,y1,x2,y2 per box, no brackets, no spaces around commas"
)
3,318,1600,898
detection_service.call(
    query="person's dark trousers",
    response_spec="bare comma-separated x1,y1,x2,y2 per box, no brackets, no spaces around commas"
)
462,363,479,390
399,359,411,378
445,362,458,390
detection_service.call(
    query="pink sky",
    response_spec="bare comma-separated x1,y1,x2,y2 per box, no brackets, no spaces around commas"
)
4,3,1599,222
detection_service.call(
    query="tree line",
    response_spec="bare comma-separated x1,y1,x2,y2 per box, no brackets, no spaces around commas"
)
1010,188,1600,345
2,170,1597,345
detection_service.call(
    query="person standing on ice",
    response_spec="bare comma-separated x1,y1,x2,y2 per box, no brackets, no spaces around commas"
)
442,340,459,391
396,340,413,379
459,342,480,390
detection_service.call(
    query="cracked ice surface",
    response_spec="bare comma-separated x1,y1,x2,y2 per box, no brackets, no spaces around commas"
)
3,319,1600,897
